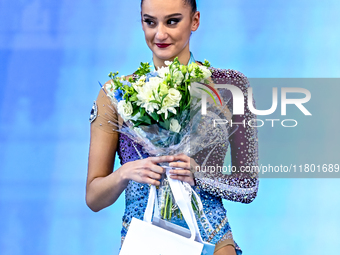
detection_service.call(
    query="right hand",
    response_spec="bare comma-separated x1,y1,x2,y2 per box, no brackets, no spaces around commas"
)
119,155,174,186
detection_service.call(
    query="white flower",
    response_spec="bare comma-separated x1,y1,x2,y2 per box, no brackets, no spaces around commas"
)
133,75,146,92
167,88,182,104
157,96,178,119
172,70,184,85
156,66,170,79
136,77,162,114
156,88,181,119
199,66,212,79
188,62,198,73
159,82,168,97
148,76,163,87
164,60,173,66
117,100,133,121
169,118,181,133
105,81,115,99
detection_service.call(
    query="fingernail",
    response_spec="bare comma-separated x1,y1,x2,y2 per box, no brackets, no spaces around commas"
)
169,163,174,167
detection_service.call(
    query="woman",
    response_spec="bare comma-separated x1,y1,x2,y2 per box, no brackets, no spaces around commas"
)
86,0,259,254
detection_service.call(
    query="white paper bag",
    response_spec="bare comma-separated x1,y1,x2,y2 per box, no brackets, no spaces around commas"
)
119,168,215,255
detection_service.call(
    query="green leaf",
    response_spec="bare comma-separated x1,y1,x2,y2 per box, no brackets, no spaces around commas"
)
184,96,192,110
151,112,159,122
152,89,159,101
132,107,139,117
149,100,160,104
160,93,168,107
129,94,138,101
134,62,151,77
160,113,165,122
164,119,170,130
159,121,166,129
139,115,152,125
159,118,171,130
139,107,146,116
133,121,143,128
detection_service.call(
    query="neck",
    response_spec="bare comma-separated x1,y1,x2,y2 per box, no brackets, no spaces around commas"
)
153,45,191,70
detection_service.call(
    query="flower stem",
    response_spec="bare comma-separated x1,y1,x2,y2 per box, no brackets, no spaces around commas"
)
164,188,170,219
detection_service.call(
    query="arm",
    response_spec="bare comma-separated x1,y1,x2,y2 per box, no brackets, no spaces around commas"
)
86,125,130,212
86,85,128,212
193,69,259,203
86,82,174,212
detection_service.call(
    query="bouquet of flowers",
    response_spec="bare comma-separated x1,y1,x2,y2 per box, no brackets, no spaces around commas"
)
102,58,231,221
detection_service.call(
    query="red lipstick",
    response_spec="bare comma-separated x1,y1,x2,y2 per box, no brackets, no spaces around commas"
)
156,43,171,48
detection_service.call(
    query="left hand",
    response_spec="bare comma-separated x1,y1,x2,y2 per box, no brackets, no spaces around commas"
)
168,154,199,187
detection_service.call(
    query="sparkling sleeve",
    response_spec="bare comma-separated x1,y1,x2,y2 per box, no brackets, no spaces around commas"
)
193,68,259,204
90,81,122,133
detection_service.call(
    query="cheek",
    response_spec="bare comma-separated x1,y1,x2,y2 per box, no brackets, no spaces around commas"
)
175,25,191,43
143,28,154,42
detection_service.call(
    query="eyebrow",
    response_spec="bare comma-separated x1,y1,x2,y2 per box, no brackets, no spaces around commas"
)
143,13,183,19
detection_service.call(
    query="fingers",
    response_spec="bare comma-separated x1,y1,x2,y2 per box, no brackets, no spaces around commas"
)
140,177,160,186
169,155,199,173
140,159,165,174
169,162,190,170
146,170,162,181
169,174,195,187
171,153,189,162
146,178,161,186
169,169,191,176
139,170,161,186
149,155,174,164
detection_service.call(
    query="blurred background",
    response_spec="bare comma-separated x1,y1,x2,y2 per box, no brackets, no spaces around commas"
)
0,0,340,254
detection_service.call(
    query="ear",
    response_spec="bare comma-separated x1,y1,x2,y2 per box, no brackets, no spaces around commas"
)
191,11,200,32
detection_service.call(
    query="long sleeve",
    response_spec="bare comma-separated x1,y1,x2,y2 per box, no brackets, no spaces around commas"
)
193,68,259,204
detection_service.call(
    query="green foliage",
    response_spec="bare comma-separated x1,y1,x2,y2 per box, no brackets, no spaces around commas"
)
106,57,213,132
159,119,170,130
139,107,146,116
150,112,159,122
108,71,119,80
203,59,211,67
129,94,138,102
139,115,152,125
134,62,151,77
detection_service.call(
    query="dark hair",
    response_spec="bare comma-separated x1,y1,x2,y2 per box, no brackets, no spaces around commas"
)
141,0,197,14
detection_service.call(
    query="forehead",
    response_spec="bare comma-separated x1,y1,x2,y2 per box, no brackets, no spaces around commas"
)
141,0,190,16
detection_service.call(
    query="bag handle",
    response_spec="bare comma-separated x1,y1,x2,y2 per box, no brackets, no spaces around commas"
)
166,168,203,243
144,167,203,242
131,143,203,242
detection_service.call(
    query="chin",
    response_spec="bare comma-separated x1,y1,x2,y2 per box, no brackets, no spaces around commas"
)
155,52,174,61
155,51,183,61
151,46,178,60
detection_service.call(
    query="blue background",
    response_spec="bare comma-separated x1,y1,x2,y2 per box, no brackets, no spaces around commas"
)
1,0,340,254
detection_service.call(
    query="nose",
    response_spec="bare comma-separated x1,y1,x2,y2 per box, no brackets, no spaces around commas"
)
155,24,168,41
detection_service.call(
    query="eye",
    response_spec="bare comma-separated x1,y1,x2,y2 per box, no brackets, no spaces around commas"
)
167,18,180,25
143,19,155,26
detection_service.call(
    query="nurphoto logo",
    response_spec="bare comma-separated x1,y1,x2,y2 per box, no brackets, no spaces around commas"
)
197,83,312,128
